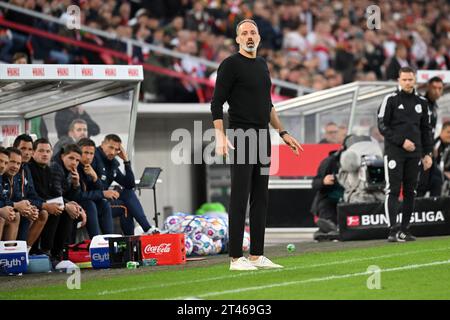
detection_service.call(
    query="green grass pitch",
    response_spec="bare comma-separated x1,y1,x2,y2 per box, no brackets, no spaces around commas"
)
1,236,449,300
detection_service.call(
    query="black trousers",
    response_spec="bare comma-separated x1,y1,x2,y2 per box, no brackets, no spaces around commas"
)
228,128,271,258
40,212,73,258
417,162,443,197
384,153,421,232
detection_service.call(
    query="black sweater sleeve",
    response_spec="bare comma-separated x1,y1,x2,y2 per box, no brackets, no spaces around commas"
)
210,58,235,121
377,94,405,147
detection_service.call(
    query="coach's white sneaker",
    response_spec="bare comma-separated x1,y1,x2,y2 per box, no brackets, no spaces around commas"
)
249,256,284,269
230,257,258,271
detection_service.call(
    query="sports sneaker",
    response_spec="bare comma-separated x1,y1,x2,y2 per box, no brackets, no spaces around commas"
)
229,257,258,271
248,256,284,269
316,218,338,233
387,229,398,242
396,230,416,242
143,226,160,235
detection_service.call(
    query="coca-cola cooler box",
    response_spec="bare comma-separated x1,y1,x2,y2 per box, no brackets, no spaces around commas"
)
140,233,186,266
108,236,142,268
0,241,28,274
90,234,122,269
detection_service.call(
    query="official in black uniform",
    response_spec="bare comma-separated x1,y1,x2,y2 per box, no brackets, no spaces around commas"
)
211,19,302,271
417,76,444,197
377,67,433,242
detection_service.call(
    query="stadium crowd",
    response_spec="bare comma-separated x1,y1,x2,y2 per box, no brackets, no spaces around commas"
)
1,0,449,102
0,129,158,265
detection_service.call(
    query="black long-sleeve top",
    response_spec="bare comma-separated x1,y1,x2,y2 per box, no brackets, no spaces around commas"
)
210,53,273,129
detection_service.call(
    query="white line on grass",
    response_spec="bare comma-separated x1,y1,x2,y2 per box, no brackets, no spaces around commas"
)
97,246,450,297
171,259,450,299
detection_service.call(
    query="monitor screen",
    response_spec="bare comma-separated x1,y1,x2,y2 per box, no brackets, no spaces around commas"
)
139,167,162,189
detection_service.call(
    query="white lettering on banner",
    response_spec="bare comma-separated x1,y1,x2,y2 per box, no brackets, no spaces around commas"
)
355,211,445,227
92,252,109,262
144,243,172,255
0,257,25,269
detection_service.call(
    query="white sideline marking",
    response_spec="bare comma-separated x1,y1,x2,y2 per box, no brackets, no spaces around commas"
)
172,259,450,299
97,246,450,296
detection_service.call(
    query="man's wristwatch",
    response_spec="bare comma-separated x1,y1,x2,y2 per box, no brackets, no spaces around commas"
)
279,130,289,138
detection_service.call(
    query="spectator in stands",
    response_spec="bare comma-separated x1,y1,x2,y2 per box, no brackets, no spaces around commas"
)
41,144,86,262
385,44,409,80
55,105,100,139
92,134,157,235
12,52,28,64
311,147,343,241
337,125,348,145
0,147,20,241
319,122,340,144
12,135,49,251
27,138,64,254
77,138,113,238
53,119,88,156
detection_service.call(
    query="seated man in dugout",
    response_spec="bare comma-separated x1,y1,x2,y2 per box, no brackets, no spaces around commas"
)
0,147,20,241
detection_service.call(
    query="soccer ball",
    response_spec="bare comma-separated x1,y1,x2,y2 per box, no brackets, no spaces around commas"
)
185,237,194,256
242,231,250,252
181,216,203,236
163,215,184,233
205,218,228,240
212,239,223,254
192,233,214,256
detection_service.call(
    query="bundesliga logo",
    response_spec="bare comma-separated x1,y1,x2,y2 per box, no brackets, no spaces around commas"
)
347,211,445,227
144,243,172,255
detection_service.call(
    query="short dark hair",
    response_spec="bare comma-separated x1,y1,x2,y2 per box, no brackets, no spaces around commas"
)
61,144,82,156
442,121,450,130
12,52,27,63
69,119,87,132
428,76,444,85
398,66,416,76
236,19,259,36
33,138,52,151
78,138,96,148
104,134,122,143
0,147,10,157
13,134,33,148
6,147,22,157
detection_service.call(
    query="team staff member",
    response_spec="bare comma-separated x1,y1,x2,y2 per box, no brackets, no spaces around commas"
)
377,66,433,242
417,76,444,197
211,19,302,271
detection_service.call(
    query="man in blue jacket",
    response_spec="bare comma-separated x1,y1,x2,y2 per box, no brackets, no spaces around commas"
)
77,138,113,238
93,134,156,235
2,146,48,252
12,135,48,248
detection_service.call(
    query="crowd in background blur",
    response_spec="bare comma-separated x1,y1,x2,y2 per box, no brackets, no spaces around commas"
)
1,0,449,102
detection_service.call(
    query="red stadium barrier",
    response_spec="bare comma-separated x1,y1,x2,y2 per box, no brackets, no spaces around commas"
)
270,144,342,177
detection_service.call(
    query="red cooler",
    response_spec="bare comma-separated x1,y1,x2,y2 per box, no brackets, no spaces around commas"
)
140,233,186,265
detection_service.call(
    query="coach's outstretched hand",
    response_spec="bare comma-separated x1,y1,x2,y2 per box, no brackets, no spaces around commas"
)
282,134,304,155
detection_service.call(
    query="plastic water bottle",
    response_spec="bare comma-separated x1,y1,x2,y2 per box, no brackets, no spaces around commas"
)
126,261,139,269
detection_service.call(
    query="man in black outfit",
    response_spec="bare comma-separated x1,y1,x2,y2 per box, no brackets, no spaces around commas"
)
417,76,444,197
211,19,302,271
377,67,433,242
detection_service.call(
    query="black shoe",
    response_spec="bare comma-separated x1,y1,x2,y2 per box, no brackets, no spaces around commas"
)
387,230,398,242
313,230,330,242
396,230,416,242
316,218,337,233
